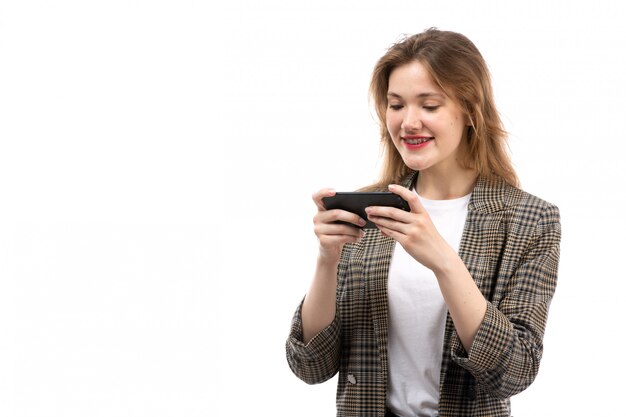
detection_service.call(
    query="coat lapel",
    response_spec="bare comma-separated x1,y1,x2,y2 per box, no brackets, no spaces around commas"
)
460,175,524,294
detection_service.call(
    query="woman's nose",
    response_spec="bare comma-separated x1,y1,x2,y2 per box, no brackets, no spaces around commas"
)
401,108,422,132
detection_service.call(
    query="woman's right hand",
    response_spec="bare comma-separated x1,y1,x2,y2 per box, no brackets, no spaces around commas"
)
302,188,364,343
313,188,366,264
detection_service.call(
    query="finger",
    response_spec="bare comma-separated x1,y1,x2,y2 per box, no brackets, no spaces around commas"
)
316,222,365,238
312,188,336,211
365,206,411,226
366,209,412,233
315,222,366,247
388,184,424,214
319,232,364,247
316,209,367,229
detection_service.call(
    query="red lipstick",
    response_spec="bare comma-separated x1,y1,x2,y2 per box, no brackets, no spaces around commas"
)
402,135,433,150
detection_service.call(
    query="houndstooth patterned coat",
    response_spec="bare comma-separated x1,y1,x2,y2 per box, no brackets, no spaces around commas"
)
286,172,561,417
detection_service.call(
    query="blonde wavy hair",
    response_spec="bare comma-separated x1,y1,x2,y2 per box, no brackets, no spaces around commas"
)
365,28,519,190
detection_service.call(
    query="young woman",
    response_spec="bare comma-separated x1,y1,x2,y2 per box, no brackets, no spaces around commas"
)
286,28,561,417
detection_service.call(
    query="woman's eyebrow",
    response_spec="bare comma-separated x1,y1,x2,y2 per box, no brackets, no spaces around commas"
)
386,91,445,99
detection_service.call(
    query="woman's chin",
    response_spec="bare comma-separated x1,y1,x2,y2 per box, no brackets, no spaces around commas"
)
401,155,432,172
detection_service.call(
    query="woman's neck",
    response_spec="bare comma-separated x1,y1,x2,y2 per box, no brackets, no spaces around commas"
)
415,168,478,200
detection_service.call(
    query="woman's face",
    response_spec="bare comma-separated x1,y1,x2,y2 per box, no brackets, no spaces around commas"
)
385,61,469,176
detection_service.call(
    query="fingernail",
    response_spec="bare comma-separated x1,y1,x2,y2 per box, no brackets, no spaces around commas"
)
359,218,366,226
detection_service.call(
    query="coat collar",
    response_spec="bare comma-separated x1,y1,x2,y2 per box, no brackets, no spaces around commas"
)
400,171,523,214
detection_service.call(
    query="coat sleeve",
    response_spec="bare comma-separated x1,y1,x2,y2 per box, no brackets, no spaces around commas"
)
450,203,561,398
285,298,341,385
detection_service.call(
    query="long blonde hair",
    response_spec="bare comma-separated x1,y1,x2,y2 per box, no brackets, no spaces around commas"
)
366,28,519,189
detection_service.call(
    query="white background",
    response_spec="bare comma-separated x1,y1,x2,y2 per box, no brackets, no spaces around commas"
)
1,0,625,416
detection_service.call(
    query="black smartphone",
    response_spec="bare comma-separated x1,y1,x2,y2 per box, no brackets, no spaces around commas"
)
322,192,410,229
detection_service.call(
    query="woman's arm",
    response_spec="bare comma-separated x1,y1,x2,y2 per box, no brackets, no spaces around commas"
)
301,188,365,343
285,188,365,384
301,257,340,343
367,184,561,397
432,247,488,351
450,204,561,397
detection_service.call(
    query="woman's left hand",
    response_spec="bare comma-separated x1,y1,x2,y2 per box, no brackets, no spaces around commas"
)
365,184,453,273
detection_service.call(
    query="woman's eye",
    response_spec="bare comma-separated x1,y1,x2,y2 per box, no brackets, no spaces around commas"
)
388,104,403,110
423,106,440,111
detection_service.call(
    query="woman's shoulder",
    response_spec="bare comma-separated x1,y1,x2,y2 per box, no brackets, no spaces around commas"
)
474,175,559,224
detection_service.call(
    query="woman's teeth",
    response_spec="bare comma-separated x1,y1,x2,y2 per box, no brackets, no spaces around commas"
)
405,137,432,144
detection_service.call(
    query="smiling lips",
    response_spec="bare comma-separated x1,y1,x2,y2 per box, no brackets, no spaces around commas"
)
403,136,433,149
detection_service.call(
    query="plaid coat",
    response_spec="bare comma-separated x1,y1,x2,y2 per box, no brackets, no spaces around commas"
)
286,172,561,417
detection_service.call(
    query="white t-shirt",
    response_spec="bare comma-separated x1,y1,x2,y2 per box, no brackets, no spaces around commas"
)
386,192,471,417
